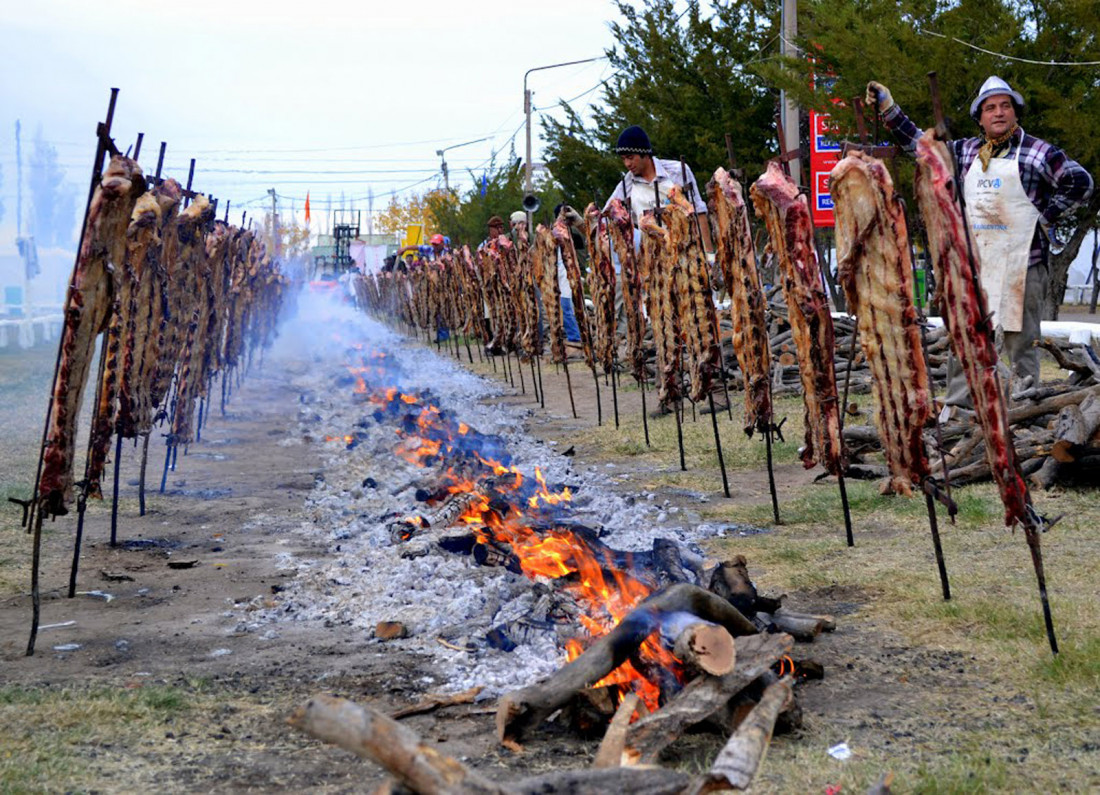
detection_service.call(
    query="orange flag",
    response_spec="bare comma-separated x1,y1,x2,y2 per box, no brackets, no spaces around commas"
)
304,192,311,224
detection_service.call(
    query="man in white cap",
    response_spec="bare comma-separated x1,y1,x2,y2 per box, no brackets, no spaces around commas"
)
866,76,1093,404
509,210,527,233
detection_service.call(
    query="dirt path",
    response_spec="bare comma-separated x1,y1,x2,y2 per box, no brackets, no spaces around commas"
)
2,323,1096,792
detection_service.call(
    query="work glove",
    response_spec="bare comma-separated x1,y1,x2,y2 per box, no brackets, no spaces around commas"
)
560,205,583,227
865,81,894,113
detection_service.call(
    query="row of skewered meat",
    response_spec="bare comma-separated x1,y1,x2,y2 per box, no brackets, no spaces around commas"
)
40,154,287,516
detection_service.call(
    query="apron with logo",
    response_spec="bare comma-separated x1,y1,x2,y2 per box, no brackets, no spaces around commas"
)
962,142,1041,333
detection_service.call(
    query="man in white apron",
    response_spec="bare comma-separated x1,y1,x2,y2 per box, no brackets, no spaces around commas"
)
866,76,1093,405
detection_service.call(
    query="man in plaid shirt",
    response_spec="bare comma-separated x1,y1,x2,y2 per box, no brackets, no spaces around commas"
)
867,76,1093,404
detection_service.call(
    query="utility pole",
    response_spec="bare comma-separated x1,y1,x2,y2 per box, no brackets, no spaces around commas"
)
436,149,450,192
780,0,801,186
524,85,533,208
268,188,279,258
523,56,606,224
435,137,490,196
15,120,22,238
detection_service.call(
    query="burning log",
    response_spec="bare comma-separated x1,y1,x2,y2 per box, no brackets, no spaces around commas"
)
664,613,737,677
496,584,756,744
620,632,794,766
686,675,793,793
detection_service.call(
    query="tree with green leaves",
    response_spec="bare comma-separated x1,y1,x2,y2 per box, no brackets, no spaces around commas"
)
542,0,782,210
428,154,564,247
758,0,1100,317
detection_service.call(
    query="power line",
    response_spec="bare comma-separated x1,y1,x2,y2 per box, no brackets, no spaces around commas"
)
918,27,1100,66
196,168,441,175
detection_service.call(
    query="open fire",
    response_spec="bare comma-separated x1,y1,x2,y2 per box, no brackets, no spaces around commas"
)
267,303,835,789
347,345,684,710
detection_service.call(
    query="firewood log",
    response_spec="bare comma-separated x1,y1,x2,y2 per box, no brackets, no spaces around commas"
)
683,675,793,794
288,694,506,794
593,693,640,769
1052,394,1100,463
621,633,794,766
290,694,693,795
496,584,756,744
757,611,823,642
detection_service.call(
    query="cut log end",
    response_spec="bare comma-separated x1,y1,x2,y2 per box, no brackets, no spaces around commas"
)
674,623,736,676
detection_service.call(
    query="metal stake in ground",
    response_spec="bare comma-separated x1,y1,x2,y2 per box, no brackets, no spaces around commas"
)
562,359,578,418
903,195,955,597
725,133,778,517
110,434,123,546
68,278,117,596
927,72,1056,648
837,322,859,547
25,509,46,656
621,176,651,446
602,209,621,428
653,181,686,469
776,119,849,541
136,141,169,508
138,431,151,515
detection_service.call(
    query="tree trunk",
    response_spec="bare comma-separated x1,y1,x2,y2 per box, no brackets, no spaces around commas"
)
1047,192,1100,319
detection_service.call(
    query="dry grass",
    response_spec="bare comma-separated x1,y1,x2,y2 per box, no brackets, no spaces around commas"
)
546,382,1099,792
3,343,1097,791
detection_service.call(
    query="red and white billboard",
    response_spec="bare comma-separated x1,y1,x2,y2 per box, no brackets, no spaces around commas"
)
809,109,839,228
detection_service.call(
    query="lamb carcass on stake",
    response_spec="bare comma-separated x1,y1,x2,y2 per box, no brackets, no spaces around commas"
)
551,214,596,372
605,199,648,385
751,161,847,476
39,155,145,515
831,151,932,496
533,224,567,365
639,211,683,407
709,167,773,437
584,203,618,375
913,134,1029,526
134,178,182,435
666,187,722,404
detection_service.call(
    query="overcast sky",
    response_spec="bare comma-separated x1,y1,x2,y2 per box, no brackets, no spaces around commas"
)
0,0,631,237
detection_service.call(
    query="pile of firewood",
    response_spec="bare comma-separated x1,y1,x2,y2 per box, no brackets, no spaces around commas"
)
842,335,1100,490
290,575,836,794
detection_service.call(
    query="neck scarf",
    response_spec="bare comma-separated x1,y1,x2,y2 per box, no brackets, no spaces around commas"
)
978,124,1020,171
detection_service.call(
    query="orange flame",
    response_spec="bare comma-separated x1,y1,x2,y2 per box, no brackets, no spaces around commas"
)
353,373,682,711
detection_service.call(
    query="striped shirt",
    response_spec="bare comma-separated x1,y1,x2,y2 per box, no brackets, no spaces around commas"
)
883,104,1094,267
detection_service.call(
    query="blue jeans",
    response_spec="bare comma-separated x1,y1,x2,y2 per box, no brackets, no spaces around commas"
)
560,297,582,342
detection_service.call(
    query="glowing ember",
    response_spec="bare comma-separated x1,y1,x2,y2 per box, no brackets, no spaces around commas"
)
338,349,684,711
